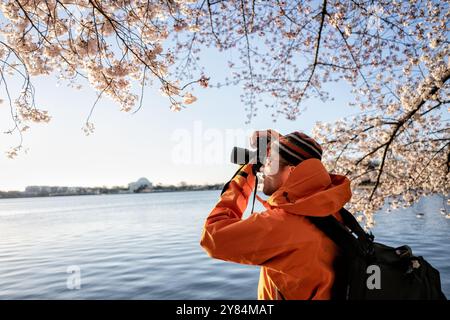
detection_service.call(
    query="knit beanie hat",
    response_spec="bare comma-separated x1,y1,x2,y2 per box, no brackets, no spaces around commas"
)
272,131,323,166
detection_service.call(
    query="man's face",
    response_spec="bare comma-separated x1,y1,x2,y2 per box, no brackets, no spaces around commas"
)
259,144,294,196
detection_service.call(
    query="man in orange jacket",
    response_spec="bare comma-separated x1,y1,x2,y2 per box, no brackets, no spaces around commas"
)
200,130,352,300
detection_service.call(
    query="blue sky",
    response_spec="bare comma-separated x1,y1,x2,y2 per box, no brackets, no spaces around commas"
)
0,37,361,192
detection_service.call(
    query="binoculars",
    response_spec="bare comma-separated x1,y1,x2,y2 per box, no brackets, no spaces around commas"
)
229,136,271,173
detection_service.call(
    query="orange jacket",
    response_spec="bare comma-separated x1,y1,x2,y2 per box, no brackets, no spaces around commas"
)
200,158,352,300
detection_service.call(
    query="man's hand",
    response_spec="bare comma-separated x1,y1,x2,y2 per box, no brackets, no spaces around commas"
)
220,163,256,196
250,129,282,149
232,163,256,189
250,129,282,164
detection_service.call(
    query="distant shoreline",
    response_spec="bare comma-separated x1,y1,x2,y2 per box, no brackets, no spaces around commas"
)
0,184,224,200
0,183,381,200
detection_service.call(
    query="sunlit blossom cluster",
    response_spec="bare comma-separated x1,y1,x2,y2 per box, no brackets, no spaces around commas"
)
0,0,204,146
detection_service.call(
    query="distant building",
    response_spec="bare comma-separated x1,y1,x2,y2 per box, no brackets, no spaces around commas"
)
25,186,41,194
128,177,153,193
67,187,80,193
25,186,52,194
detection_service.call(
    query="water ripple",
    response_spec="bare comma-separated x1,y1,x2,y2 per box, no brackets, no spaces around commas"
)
0,191,448,299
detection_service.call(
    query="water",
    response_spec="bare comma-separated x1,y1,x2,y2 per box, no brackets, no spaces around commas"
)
0,191,448,299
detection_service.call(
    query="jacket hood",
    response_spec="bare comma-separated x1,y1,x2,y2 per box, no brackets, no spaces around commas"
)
256,158,352,217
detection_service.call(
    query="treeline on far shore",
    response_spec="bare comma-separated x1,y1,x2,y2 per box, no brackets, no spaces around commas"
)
0,183,225,199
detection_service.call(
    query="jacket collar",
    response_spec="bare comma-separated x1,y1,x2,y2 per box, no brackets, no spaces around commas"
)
257,158,352,217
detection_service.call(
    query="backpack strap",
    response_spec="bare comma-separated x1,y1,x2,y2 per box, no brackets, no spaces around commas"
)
339,208,375,255
307,208,375,258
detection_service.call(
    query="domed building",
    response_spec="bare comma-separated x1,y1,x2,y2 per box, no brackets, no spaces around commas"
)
128,177,153,193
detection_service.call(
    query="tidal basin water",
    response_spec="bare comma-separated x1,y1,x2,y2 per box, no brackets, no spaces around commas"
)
0,191,448,299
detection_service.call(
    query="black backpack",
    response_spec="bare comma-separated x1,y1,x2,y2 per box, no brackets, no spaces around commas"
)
308,208,447,300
